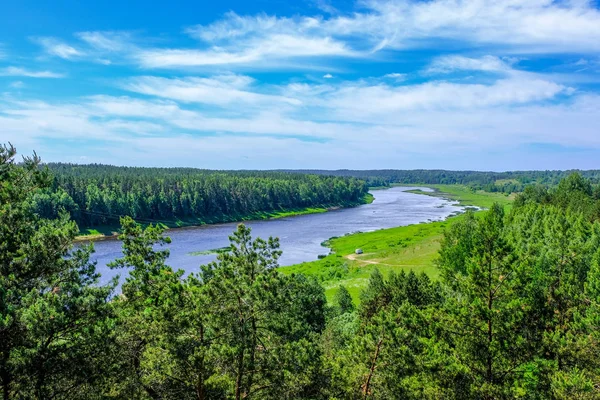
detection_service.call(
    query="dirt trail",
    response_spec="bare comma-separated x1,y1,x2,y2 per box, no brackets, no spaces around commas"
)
345,253,422,268
345,253,391,266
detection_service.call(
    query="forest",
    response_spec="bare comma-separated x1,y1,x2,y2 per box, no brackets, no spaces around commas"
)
291,169,600,194
4,143,600,399
37,163,369,229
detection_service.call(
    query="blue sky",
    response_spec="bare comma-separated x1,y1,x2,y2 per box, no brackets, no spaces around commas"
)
1,0,600,170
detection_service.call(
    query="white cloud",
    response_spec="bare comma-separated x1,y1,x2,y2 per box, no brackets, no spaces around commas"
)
301,78,570,120
186,12,316,42
426,55,515,74
182,1,600,60
4,94,600,169
0,70,575,141
3,1,600,169
9,81,25,88
136,35,355,68
76,31,131,52
123,75,301,106
28,2,600,71
383,72,406,81
103,119,165,135
0,67,65,78
86,96,197,120
313,0,338,15
352,0,600,53
2,84,600,169
0,100,124,142
35,37,83,59
129,12,359,69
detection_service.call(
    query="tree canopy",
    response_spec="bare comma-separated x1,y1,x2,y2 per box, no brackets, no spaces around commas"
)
291,168,600,194
3,144,600,398
40,163,369,229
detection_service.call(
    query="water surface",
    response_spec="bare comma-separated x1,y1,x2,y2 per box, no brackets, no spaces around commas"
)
89,187,463,285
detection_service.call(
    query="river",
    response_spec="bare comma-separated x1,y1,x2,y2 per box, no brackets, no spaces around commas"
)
87,187,463,285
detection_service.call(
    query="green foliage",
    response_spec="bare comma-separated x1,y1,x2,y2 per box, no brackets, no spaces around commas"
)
196,224,327,399
334,285,355,314
96,220,326,399
283,183,513,304
0,144,115,399
323,174,600,399
6,144,600,399
45,163,369,231
295,168,600,194
515,172,600,220
326,268,448,399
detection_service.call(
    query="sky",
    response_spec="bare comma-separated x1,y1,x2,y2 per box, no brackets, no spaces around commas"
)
1,0,600,171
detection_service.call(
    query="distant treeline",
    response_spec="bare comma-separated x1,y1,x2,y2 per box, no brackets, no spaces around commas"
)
36,164,369,228
285,169,600,193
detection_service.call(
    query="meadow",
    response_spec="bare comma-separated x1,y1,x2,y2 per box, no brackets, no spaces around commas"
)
280,185,514,302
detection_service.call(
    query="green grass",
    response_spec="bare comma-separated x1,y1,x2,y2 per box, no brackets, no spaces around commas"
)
280,220,453,302
363,193,375,204
280,185,514,303
368,186,392,191
75,225,122,241
405,184,514,209
188,247,231,256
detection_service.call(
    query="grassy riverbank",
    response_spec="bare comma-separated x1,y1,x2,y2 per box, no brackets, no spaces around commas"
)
403,184,514,209
75,193,374,241
280,185,514,303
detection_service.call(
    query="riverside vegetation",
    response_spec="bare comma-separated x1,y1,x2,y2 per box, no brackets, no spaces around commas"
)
41,163,370,238
4,143,600,399
281,185,514,301
293,169,600,195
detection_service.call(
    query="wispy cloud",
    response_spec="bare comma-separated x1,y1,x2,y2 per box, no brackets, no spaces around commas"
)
383,73,406,81
185,12,313,42
182,1,600,60
2,0,600,169
339,0,600,53
126,1,600,71
136,36,355,69
329,82,568,129
76,31,131,52
0,67,65,78
1,69,576,142
425,55,516,74
119,12,358,69
23,2,600,71
9,81,25,88
35,37,83,59
3,90,599,169
313,0,338,15
123,75,301,106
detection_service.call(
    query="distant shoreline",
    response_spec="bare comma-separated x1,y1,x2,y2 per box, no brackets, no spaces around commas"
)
75,193,375,242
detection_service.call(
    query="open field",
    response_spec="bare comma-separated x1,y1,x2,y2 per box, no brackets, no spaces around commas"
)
280,185,515,303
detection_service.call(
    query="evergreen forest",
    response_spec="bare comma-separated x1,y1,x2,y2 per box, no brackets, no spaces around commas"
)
3,144,600,399
291,169,600,195
38,163,369,229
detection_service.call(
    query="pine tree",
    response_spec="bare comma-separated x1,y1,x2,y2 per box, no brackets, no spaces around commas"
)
335,285,355,315
0,144,114,399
